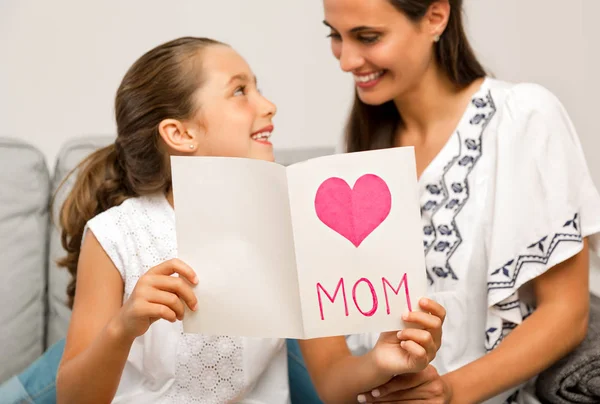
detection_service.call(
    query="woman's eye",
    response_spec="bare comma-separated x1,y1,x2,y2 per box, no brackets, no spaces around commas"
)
359,35,380,44
327,32,341,41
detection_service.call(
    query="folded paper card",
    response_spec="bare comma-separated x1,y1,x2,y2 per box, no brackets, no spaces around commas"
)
171,147,427,339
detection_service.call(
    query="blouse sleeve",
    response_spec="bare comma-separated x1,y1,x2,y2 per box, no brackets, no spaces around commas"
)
485,83,600,351
83,209,127,281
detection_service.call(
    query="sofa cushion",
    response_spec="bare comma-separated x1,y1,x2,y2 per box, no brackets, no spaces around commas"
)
0,138,50,382
47,136,114,347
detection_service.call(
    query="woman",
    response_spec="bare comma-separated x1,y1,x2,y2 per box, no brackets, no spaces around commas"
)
304,0,600,402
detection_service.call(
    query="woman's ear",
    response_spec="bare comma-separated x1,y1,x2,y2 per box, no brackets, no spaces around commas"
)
158,118,198,154
426,0,451,40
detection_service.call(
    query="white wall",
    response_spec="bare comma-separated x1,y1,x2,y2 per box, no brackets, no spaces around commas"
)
2,0,599,293
0,0,354,168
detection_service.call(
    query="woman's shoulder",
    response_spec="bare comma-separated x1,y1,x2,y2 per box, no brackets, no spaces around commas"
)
486,77,567,120
485,77,575,148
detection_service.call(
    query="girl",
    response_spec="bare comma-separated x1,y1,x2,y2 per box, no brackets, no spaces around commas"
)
317,0,600,403
55,37,445,403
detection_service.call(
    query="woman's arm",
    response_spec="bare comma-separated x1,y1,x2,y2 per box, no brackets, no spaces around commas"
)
300,299,445,404
56,232,134,403
444,240,589,403
365,240,590,404
299,336,390,404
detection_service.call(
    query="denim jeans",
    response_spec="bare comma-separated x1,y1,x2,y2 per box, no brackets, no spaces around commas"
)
0,339,322,404
0,339,65,404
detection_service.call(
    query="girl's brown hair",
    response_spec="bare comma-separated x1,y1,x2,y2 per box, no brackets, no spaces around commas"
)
344,0,486,153
56,37,224,308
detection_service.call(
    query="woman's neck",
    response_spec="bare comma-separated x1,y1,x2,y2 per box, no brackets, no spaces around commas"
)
393,65,484,138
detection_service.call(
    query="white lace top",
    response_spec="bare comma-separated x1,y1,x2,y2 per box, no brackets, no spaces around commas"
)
86,194,289,404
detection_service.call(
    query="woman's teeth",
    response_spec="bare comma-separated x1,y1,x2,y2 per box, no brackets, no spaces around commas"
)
251,132,271,141
354,70,384,83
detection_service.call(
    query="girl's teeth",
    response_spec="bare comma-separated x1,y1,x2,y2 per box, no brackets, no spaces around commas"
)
354,71,384,83
251,132,271,140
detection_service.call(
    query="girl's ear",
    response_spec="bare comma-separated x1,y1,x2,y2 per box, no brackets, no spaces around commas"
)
158,119,198,154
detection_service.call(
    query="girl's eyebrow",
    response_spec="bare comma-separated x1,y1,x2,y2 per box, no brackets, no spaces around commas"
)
227,73,258,86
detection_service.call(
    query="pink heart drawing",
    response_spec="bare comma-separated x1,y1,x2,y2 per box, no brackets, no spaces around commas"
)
314,174,392,247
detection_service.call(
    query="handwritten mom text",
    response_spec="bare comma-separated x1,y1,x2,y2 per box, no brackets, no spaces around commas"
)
316,274,412,320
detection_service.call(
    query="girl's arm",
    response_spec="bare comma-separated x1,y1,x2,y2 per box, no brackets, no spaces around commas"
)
56,233,198,403
443,240,589,403
299,299,445,404
56,232,134,403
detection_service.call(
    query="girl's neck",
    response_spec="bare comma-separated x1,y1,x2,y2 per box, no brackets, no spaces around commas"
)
165,189,175,208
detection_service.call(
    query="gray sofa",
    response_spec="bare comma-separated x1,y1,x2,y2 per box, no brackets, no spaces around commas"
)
0,135,334,383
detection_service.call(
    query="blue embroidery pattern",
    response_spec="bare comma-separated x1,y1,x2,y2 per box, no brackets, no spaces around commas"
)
486,213,582,351
488,213,582,291
421,91,497,285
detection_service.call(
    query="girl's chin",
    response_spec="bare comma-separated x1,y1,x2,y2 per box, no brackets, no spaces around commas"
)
248,150,275,162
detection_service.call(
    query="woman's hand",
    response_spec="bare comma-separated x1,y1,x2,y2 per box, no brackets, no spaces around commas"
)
358,365,453,404
113,258,199,341
368,298,446,379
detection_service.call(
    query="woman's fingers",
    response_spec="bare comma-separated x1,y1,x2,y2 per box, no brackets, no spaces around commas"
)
359,373,425,402
358,366,442,403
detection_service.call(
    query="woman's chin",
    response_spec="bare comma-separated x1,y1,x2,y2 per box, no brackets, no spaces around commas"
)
357,90,394,106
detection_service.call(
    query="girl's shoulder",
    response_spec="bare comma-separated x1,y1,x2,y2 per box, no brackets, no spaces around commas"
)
84,194,174,279
88,194,171,229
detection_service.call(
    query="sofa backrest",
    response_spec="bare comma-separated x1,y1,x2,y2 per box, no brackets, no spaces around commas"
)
47,136,114,347
0,138,50,382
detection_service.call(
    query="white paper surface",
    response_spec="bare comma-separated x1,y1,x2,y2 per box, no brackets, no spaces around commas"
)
171,148,427,339
287,147,427,338
172,156,304,338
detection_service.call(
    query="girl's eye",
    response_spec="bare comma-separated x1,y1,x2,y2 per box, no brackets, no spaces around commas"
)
234,86,246,96
327,32,341,41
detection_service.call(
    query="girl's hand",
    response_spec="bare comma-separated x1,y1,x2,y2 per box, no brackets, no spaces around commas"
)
358,365,453,404
114,258,199,341
401,297,446,359
369,298,446,378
